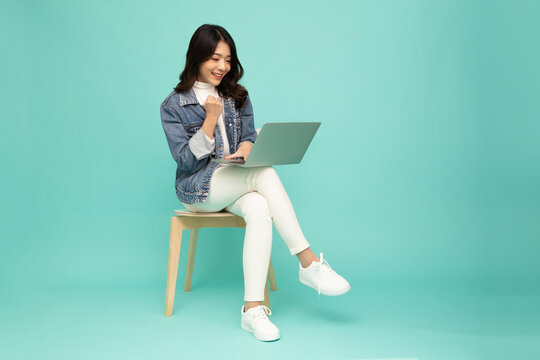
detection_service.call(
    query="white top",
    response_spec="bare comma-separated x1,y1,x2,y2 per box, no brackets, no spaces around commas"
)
191,81,231,158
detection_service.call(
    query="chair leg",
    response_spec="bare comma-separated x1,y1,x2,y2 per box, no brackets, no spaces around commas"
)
184,228,199,291
165,217,183,316
267,258,277,291
262,280,270,308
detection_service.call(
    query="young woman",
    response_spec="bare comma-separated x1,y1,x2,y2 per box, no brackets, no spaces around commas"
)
160,24,350,342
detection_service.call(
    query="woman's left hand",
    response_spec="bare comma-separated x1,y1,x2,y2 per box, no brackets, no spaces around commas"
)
225,141,253,160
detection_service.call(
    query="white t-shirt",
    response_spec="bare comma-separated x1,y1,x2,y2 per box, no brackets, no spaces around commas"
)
191,81,231,158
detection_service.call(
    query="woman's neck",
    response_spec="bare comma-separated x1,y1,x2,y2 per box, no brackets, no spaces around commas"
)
193,80,215,89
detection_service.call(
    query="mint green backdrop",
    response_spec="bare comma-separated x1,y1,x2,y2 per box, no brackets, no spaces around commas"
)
1,1,539,359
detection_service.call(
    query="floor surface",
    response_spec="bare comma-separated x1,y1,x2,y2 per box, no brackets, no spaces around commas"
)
2,281,539,360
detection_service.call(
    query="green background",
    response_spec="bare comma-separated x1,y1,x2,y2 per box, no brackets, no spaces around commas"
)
1,0,539,359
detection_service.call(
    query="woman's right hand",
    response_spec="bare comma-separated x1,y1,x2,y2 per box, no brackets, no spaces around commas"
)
201,95,222,139
203,95,223,121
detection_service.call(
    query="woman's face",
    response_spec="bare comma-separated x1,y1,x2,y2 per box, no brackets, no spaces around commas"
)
197,40,232,86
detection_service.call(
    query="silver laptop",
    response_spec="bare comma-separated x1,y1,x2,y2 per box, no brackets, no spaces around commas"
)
211,122,321,167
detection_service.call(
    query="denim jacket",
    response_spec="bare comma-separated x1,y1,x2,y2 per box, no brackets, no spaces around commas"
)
160,88,258,204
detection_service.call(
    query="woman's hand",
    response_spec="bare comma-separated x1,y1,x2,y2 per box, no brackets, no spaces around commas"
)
202,95,222,139
203,95,223,120
225,141,253,160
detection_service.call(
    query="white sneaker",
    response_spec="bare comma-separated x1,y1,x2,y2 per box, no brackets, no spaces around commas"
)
241,305,280,341
299,252,351,296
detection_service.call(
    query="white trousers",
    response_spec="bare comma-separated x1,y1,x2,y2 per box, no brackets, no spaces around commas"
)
183,166,310,301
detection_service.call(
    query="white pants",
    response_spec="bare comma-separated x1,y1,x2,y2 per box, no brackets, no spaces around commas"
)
183,166,310,301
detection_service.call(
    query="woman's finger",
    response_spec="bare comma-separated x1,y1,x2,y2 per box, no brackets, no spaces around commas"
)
225,151,244,159
224,152,238,159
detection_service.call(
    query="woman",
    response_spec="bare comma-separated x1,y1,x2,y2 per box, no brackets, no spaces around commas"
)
160,24,350,342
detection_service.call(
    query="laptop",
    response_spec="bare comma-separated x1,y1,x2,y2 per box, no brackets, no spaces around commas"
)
210,122,321,167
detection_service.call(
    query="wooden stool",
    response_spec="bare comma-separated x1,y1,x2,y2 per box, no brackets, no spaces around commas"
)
164,209,278,316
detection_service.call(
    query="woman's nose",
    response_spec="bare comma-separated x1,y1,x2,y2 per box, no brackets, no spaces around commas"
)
217,60,226,71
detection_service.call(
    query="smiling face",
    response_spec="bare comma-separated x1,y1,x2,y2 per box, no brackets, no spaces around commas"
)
197,40,232,86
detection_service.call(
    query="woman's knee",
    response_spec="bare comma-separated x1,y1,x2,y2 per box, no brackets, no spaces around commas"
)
241,192,272,221
254,166,280,184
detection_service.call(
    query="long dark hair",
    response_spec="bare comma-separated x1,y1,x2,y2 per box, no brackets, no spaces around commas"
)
174,24,248,109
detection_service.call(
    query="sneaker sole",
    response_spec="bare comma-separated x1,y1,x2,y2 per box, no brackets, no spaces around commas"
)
299,277,351,296
241,321,280,342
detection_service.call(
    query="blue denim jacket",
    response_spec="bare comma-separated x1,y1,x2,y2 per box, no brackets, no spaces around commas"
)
160,88,258,204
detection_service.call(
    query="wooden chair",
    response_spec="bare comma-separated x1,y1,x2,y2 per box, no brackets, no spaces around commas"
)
164,209,278,316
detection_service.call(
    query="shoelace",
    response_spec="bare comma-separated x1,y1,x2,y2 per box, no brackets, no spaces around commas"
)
317,252,334,296
253,305,272,321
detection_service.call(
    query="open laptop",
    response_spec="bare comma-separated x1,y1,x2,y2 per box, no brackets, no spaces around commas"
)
210,122,321,167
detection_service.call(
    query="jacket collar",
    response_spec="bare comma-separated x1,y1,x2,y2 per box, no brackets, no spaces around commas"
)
178,87,234,110
178,88,199,106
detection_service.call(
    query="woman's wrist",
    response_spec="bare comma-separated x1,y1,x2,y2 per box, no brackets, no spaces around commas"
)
204,115,219,126
202,116,218,139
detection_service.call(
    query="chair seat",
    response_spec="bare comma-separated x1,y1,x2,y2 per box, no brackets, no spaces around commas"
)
173,209,237,217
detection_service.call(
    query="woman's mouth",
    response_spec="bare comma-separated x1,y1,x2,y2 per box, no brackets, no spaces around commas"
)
212,72,223,79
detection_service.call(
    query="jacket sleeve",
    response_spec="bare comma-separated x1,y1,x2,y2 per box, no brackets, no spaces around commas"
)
189,128,215,160
160,103,209,174
238,95,258,144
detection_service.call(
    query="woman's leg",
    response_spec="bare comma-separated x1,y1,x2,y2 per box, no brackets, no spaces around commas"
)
188,166,311,255
226,192,272,303
184,167,273,304
183,166,247,212
243,167,320,267
184,165,317,305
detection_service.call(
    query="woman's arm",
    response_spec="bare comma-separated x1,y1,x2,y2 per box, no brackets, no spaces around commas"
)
160,104,209,174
